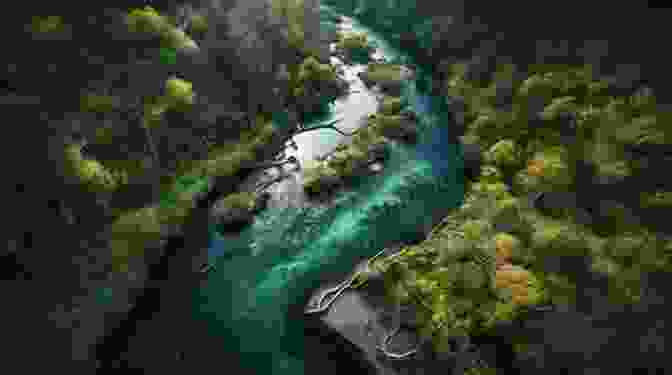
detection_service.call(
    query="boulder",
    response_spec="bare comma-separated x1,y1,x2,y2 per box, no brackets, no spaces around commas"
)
444,96,470,136
400,109,418,122
458,138,482,181
378,79,405,97
368,142,390,162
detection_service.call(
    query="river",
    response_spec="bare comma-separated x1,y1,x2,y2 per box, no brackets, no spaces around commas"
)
187,7,464,375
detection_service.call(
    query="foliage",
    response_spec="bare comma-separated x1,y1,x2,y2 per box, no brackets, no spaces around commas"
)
64,143,127,193
360,63,406,85
218,192,257,210
335,31,372,51
291,56,339,101
461,219,493,242
539,96,577,121
493,233,522,264
640,190,672,210
493,264,545,306
367,114,410,139
529,220,591,263
31,16,64,33
126,6,197,51
302,160,340,194
479,165,504,183
484,139,520,167
469,181,513,201
326,147,368,177
80,93,116,113
164,76,195,108
109,206,162,273
334,31,374,62
126,6,165,34
271,0,308,54
351,124,386,149
514,146,572,192
187,13,209,34
378,96,404,115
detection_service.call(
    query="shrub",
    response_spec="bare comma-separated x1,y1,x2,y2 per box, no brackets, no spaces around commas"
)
493,233,522,264
530,222,590,260
126,6,197,50
218,192,257,210
539,96,577,121
109,206,162,273
379,96,404,115
188,13,209,34
470,181,513,201
164,77,194,108
479,165,504,183
484,139,520,167
80,94,116,113
461,219,493,242
31,16,64,34
64,143,125,193
493,264,545,307
515,147,572,192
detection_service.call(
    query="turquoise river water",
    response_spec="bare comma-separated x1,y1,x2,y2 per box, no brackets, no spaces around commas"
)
187,5,465,374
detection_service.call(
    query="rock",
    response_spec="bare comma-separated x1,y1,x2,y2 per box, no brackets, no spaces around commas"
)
292,278,379,375
357,71,374,87
400,109,418,122
301,244,477,375
251,191,271,213
459,139,482,181
378,79,405,96
463,53,497,84
368,142,390,162
368,163,384,174
491,79,516,109
531,191,577,218
447,96,469,132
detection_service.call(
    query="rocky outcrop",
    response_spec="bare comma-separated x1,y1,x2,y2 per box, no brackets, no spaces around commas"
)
300,243,485,375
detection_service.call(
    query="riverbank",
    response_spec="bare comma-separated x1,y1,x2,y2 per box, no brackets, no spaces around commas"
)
9,2,671,374
5,1,339,371
316,1,672,374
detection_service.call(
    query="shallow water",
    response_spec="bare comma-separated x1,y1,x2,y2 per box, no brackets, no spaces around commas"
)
191,9,464,375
